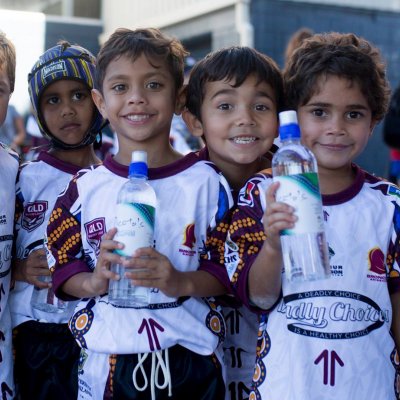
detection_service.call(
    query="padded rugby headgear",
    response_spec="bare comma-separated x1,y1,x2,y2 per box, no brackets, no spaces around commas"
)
28,42,106,150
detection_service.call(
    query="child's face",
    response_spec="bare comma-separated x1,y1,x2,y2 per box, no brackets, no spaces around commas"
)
0,66,11,125
297,75,376,177
194,74,278,170
92,54,179,149
40,79,95,145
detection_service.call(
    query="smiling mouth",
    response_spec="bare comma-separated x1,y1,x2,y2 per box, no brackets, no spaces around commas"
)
232,136,257,144
126,114,151,122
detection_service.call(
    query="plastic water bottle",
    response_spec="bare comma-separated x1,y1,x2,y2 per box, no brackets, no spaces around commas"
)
108,150,156,306
272,110,330,282
31,240,68,313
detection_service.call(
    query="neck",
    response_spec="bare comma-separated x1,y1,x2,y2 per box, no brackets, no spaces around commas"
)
114,139,184,168
219,157,271,191
318,165,356,195
48,146,100,168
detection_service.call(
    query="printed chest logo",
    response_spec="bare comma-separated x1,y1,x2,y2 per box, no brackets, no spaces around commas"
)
238,181,256,207
179,223,196,256
279,290,389,340
84,218,106,256
367,247,386,282
22,201,48,232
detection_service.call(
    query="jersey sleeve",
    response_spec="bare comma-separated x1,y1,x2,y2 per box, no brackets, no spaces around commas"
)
47,172,91,300
387,193,400,294
199,167,235,292
201,172,272,308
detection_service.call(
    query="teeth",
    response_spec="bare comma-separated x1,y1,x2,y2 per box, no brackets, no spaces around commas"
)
233,137,256,144
126,114,150,121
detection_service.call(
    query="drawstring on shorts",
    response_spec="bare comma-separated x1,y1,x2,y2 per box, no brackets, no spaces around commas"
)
132,349,172,400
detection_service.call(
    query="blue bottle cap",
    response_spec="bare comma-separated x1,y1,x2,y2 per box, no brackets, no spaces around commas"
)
279,110,301,141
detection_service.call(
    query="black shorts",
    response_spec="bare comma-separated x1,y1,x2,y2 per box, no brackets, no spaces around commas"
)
13,320,80,400
104,345,225,400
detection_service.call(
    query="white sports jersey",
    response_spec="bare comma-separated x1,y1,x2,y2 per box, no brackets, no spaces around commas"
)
10,151,82,327
48,154,233,396
0,143,18,397
229,165,400,400
197,147,261,400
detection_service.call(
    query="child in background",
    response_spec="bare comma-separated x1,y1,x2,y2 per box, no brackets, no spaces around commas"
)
182,46,283,398
49,28,233,399
225,32,400,399
0,30,19,399
10,41,105,399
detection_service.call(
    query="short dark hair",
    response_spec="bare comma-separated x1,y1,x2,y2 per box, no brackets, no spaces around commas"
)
186,46,283,120
284,32,390,121
95,27,188,94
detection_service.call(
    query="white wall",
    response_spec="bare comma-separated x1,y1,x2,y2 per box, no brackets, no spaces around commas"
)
0,10,46,115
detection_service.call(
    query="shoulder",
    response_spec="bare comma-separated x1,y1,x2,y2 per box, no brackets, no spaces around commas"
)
0,142,19,165
237,171,273,209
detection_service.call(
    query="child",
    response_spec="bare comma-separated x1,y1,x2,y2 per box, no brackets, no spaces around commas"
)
182,46,283,398
225,32,400,399
10,41,105,399
49,27,233,399
0,30,19,399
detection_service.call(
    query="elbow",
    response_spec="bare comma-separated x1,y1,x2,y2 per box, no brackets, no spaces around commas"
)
250,293,280,311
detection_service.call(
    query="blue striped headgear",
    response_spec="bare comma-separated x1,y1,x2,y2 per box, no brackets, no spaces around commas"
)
28,42,107,150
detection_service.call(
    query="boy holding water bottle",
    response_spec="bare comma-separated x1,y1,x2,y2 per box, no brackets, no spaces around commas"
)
221,32,400,399
48,28,233,399
181,46,284,398
10,41,105,399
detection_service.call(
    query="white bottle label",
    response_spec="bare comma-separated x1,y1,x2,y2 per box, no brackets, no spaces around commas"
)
274,172,324,235
114,202,155,257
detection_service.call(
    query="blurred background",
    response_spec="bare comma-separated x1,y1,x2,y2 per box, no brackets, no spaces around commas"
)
1,0,400,176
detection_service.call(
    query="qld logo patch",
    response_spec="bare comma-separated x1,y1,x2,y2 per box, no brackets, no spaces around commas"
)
84,218,106,256
22,201,48,232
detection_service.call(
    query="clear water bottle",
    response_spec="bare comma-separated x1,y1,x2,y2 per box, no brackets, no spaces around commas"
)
108,150,156,306
272,110,330,282
31,240,68,313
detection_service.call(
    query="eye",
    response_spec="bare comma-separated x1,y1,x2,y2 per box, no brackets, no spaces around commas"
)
112,84,126,92
47,96,60,105
312,108,326,117
146,81,162,90
347,110,363,119
254,104,269,111
72,91,87,101
217,103,233,111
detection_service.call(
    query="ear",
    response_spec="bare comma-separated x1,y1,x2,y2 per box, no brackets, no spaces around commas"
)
91,89,107,119
369,119,378,136
174,86,187,115
182,109,204,137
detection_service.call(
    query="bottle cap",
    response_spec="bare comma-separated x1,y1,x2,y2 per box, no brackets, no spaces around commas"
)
129,150,148,177
279,110,301,140
131,150,147,163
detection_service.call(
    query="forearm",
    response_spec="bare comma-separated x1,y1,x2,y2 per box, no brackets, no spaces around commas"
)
182,270,227,297
248,242,282,310
391,291,400,353
61,272,106,299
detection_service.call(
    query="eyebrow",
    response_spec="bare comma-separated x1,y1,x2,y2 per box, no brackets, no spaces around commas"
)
106,71,169,83
306,101,369,110
210,88,274,101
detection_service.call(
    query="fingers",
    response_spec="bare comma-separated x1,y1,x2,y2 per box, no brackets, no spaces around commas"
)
97,227,125,277
30,276,51,289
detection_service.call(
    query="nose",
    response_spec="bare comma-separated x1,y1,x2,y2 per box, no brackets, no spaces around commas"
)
128,86,146,105
328,115,346,135
235,107,256,127
61,100,76,118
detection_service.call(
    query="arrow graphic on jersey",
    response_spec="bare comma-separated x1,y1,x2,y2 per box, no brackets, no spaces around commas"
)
314,349,344,386
138,318,164,351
